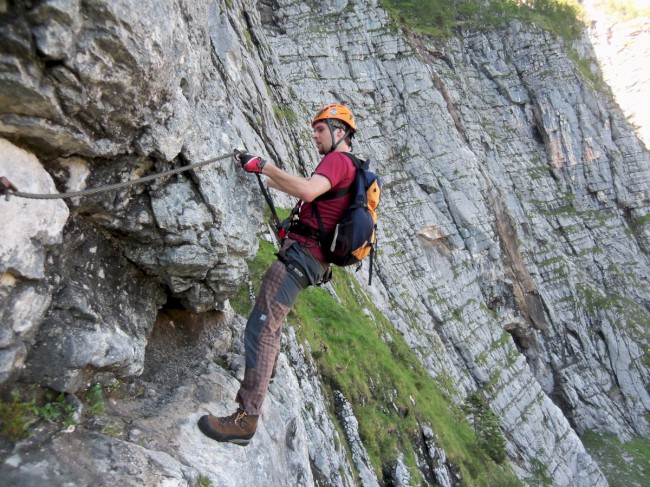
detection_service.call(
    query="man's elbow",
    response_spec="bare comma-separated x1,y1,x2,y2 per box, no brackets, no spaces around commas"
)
299,187,328,202
298,176,330,202
299,190,317,203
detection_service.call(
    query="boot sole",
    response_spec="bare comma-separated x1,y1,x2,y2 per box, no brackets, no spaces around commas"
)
227,438,251,446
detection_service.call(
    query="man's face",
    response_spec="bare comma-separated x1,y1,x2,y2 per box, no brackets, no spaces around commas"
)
312,122,331,154
312,121,345,154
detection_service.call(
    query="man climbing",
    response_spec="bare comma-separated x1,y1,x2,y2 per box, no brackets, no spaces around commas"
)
198,103,358,445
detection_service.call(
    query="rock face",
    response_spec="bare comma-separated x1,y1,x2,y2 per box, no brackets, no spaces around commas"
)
0,140,69,384
0,1,648,486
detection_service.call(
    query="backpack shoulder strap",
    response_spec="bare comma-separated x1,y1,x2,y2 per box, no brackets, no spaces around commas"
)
315,185,351,201
313,152,363,202
343,152,369,171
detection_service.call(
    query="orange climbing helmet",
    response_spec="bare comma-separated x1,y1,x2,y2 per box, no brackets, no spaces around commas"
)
312,103,357,133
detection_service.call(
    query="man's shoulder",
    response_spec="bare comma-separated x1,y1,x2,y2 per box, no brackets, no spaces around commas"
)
314,152,356,189
320,151,356,169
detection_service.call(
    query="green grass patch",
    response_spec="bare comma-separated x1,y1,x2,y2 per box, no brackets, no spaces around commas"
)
462,392,507,464
273,106,299,126
379,0,585,40
567,47,610,94
0,383,130,443
234,239,522,485
576,284,650,331
582,431,650,487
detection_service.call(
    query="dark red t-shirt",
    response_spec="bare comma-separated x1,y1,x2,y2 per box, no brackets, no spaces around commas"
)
289,152,356,263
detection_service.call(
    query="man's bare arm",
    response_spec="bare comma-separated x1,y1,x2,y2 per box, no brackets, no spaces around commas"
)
264,164,331,202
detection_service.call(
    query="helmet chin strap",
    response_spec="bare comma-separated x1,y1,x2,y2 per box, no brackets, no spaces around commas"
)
326,119,351,153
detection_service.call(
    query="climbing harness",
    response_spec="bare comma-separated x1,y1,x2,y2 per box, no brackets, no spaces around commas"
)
1,151,236,201
290,152,380,285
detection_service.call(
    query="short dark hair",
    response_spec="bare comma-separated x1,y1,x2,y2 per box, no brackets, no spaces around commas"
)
329,119,354,146
329,119,346,131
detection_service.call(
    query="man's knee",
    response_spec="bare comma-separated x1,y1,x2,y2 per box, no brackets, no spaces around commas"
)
274,269,306,306
244,307,267,368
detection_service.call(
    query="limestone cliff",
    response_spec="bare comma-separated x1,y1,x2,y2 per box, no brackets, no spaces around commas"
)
0,1,648,486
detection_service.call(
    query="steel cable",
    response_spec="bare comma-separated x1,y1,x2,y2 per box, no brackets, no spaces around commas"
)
6,151,236,200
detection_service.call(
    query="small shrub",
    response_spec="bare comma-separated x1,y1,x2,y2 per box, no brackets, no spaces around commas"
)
35,391,76,427
100,423,122,438
527,454,553,486
198,476,212,487
462,392,508,464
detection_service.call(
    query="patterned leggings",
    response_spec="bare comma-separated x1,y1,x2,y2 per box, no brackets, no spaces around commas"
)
236,240,328,415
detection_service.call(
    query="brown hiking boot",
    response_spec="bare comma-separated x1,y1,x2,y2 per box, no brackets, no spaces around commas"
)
198,409,258,446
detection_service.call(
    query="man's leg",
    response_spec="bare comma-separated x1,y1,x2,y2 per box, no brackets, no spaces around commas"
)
198,255,307,445
236,258,303,415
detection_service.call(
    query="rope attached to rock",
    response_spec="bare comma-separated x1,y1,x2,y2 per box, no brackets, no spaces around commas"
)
2,151,236,200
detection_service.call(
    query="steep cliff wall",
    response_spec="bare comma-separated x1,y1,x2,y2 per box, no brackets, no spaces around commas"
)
1,1,648,486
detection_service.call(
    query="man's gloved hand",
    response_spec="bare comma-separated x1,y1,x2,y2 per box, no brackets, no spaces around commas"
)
234,150,266,173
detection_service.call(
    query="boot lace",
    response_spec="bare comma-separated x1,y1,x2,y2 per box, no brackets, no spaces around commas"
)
219,410,248,427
